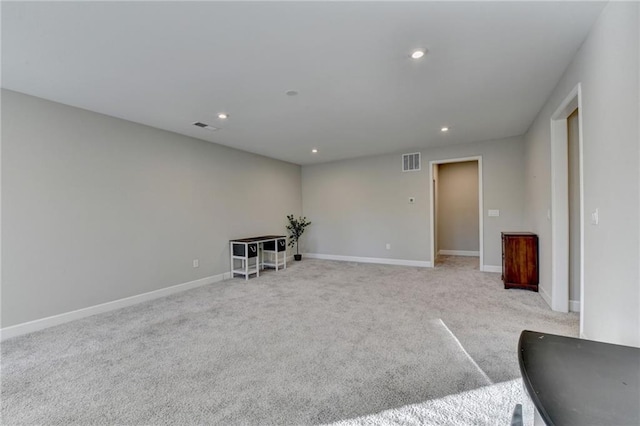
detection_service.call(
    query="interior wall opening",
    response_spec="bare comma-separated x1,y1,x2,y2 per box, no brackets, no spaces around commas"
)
430,158,482,270
567,108,582,313
550,83,584,337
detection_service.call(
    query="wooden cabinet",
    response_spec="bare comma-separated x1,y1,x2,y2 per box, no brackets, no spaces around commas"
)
502,232,538,292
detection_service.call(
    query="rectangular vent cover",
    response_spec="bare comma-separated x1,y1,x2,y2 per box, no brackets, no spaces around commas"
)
193,122,218,131
402,152,421,172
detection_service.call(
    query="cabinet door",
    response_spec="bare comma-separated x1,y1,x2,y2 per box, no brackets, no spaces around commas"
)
502,235,506,281
518,237,538,285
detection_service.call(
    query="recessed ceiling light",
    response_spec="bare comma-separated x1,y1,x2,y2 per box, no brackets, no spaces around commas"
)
311,149,318,153
410,49,426,59
286,90,299,96
217,113,228,119
441,127,449,132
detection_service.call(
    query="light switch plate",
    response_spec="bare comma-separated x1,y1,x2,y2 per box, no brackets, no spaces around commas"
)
488,209,500,217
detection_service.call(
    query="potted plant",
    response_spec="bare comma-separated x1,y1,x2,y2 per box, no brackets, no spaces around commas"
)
286,214,311,261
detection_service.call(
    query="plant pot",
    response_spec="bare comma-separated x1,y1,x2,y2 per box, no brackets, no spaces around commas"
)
294,254,302,261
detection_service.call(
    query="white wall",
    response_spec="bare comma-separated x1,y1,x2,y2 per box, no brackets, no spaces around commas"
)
523,2,639,346
1,90,302,327
437,161,479,253
302,136,525,269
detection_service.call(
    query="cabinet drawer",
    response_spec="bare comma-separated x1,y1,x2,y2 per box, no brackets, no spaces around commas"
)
263,238,286,252
233,243,258,258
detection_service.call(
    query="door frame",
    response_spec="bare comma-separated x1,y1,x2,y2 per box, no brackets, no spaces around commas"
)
429,156,483,270
549,83,585,335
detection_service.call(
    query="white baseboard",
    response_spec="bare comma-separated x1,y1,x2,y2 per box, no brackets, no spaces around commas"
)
569,300,581,312
438,250,480,257
482,265,502,273
304,253,431,268
536,287,578,312
539,285,552,309
0,272,230,341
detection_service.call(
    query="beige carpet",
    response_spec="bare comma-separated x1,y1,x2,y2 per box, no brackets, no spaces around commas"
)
1,257,578,425
434,254,480,269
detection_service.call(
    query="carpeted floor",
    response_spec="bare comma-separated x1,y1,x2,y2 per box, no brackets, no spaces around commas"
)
1,257,578,425
434,254,480,269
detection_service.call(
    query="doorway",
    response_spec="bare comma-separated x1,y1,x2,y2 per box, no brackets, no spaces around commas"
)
550,83,584,335
429,156,483,270
567,108,581,313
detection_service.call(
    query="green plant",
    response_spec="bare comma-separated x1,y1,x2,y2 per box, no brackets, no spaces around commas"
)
286,215,311,255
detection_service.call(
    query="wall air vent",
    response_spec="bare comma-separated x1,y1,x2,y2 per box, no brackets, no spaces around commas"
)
192,122,218,131
402,152,421,172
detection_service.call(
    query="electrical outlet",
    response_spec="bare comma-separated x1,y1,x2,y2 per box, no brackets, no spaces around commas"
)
193,259,199,268
488,209,500,217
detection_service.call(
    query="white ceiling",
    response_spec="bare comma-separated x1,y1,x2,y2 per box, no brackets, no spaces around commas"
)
2,1,606,165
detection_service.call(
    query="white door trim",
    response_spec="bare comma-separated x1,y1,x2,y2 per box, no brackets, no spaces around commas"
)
550,83,585,335
429,156,483,270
